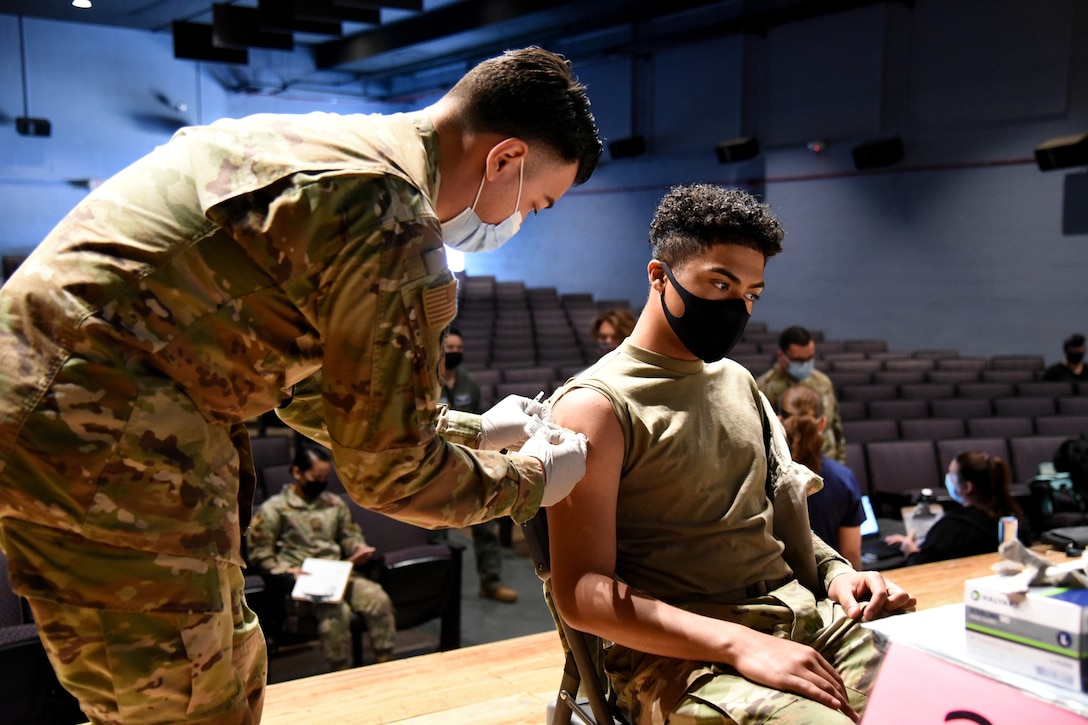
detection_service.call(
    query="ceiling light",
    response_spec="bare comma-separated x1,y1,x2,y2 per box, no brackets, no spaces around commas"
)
72,0,92,9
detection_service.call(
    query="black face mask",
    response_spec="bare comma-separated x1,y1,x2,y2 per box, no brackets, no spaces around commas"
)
444,351,463,370
659,260,750,363
300,479,327,500
1068,350,1085,365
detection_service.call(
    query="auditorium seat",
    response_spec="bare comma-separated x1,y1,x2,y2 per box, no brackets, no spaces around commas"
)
929,398,992,419
989,355,1046,371
936,438,1010,471
838,400,866,421
831,360,883,375
1009,436,1068,483
842,419,899,444
1034,415,1088,437
1059,397,1088,415
912,349,960,360
828,371,874,388
840,384,897,402
1017,381,1076,398
925,370,981,385
956,382,1015,399
979,369,1035,384
966,416,1034,439
843,339,888,354
867,440,941,515
882,358,935,373
899,418,966,441
867,399,930,420
993,396,1057,417
898,383,956,400
872,371,926,385
844,443,870,496
936,357,988,371
503,366,558,383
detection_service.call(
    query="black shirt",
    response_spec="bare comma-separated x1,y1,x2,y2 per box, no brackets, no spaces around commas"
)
905,506,1027,566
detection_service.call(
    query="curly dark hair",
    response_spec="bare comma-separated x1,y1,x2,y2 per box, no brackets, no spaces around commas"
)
448,46,602,186
648,184,784,266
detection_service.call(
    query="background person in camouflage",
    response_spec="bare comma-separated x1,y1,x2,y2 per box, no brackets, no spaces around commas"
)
547,185,914,724
247,445,396,669
0,46,598,723
757,326,847,463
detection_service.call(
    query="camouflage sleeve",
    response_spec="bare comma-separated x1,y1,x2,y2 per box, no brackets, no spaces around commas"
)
828,401,847,463
813,532,854,588
276,375,331,448
335,499,366,556
219,172,543,530
247,502,288,574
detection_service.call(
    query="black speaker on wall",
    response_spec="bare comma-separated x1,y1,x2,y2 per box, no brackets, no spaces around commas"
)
715,137,759,164
852,137,904,170
1035,132,1088,171
609,136,647,159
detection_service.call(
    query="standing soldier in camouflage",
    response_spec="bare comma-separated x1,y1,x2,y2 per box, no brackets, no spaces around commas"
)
546,185,914,724
0,46,598,724
248,445,396,669
757,326,847,463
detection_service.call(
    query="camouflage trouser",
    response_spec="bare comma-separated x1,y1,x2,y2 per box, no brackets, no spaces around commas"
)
296,574,395,669
27,561,266,725
471,521,502,591
605,582,886,725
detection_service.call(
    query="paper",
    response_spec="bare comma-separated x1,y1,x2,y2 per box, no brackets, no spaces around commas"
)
290,558,353,603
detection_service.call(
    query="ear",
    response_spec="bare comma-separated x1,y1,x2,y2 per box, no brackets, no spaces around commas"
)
647,259,667,292
484,138,529,179
817,415,828,434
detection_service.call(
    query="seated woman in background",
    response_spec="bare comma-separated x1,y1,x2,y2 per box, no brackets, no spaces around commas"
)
886,450,1030,565
590,307,637,356
780,386,865,568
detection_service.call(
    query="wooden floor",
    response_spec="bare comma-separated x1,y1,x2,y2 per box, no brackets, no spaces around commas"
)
261,547,1071,724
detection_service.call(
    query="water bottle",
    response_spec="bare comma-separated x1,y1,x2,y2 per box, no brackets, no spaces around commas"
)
913,488,936,519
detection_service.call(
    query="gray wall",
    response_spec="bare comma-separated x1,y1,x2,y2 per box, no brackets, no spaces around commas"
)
2,0,1086,361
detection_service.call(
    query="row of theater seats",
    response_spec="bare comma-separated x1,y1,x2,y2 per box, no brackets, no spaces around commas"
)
848,434,1070,529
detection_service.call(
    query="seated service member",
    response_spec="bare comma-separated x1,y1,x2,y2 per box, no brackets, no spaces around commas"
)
548,184,914,724
758,326,846,463
0,46,596,724
248,445,396,669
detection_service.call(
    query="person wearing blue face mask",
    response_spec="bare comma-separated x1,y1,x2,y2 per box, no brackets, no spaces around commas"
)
757,326,846,463
885,451,1031,565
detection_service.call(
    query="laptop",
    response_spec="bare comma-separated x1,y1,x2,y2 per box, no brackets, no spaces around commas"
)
860,495,903,563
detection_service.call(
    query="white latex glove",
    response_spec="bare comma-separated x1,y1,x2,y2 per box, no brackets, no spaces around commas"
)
519,426,589,507
479,394,550,451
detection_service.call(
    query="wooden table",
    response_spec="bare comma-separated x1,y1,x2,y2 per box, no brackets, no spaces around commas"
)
261,548,1072,724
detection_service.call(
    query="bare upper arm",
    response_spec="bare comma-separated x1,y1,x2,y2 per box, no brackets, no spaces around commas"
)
547,387,625,609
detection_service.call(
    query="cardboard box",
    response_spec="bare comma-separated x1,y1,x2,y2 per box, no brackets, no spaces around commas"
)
964,574,1088,691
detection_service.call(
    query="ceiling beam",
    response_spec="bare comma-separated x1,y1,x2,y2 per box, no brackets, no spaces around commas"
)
315,0,580,69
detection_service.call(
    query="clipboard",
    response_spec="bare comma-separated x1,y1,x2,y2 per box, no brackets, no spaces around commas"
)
290,558,353,603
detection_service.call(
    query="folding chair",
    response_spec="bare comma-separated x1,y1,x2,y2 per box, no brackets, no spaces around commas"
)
521,511,628,725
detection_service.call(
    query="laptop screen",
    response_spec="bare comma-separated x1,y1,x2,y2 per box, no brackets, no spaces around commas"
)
859,495,880,537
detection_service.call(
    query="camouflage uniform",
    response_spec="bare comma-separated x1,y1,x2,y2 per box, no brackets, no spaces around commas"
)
246,485,395,669
0,110,543,723
562,341,881,724
756,366,846,463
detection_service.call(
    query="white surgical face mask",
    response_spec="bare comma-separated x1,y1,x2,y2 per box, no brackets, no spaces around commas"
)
441,158,524,253
788,359,815,381
944,473,965,505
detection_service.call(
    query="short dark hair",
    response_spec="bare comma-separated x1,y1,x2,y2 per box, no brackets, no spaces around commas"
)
778,325,813,352
1064,333,1086,351
293,444,331,472
449,47,602,186
648,184,784,268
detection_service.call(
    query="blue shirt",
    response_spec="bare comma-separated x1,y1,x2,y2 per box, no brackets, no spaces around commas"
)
808,457,865,552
